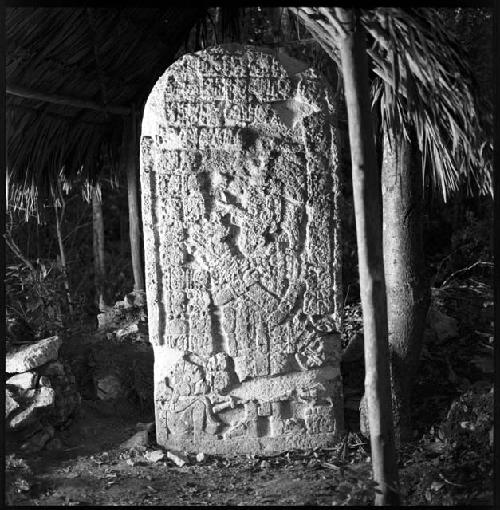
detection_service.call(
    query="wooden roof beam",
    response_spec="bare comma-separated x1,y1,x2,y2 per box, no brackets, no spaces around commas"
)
7,103,111,126
7,84,131,116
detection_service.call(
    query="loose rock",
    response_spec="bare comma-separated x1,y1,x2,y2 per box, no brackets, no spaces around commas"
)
9,405,38,431
7,336,62,373
6,388,20,418
95,374,123,400
8,387,56,431
116,323,139,340
6,371,38,390
145,449,165,463
166,450,188,467
30,386,57,409
38,375,52,388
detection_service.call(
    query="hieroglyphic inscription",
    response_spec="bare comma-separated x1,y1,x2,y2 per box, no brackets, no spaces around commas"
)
141,45,344,454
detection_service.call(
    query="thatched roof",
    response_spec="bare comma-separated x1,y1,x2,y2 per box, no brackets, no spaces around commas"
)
7,7,492,215
6,7,206,210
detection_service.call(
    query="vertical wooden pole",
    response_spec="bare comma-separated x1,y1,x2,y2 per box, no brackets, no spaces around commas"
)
55,201,73,314
335,7,400,505
92,187,105,311
126,107,145,293
26,220,31,261
36,220,40,262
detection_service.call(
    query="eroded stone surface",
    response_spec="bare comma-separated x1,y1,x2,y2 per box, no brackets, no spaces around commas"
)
95,374,124,401
7,387,56,431
7,371,38,390
6,336,62,374
141,45,343,453
6,388,20,418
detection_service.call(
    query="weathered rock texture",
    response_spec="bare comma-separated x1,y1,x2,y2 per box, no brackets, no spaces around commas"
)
6,336,62,373
97,290,148,341
6,337,81,453
140,45,343,454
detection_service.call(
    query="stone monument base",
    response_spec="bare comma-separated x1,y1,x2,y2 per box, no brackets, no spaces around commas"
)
158,431,341,456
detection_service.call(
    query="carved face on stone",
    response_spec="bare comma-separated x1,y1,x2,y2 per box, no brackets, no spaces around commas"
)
141,45,344,454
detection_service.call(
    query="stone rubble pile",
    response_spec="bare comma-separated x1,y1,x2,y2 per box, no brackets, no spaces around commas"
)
97,290,148,342
6,336,81,453
119,423,190,468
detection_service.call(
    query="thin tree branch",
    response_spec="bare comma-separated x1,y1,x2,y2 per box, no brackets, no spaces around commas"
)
442,261,493,287
4,232,36,272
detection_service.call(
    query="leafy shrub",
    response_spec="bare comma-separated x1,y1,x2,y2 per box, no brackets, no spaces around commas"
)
6,261,68,340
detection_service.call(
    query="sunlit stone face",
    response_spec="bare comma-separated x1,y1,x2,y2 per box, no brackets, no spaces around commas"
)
141,45,344,454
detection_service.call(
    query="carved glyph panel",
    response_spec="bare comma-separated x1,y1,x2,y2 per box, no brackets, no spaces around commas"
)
141,45,343,454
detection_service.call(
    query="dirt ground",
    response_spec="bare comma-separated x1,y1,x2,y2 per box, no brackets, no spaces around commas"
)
6,397,377,506
6,384,493,506
5,275,494,506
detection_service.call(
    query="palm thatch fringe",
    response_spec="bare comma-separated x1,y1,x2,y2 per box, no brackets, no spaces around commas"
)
291,7,493,201
7,7,207,216
7,7,492,214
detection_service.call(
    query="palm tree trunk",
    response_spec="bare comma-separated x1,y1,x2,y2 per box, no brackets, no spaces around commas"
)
26,221,31,261
92,188,106,311
36,220,40,261
336,7,400,505
124,109,145,293
55,202,73,314
382,130,430,442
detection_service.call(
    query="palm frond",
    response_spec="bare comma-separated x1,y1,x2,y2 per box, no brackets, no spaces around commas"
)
292,7,493,201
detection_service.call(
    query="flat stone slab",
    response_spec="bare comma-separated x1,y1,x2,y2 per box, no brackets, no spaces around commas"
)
6,336,62,374
7,387,56,431
28,386,57,408
7,371,38,390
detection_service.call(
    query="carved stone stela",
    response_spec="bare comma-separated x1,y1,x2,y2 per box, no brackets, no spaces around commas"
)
141,45,343,454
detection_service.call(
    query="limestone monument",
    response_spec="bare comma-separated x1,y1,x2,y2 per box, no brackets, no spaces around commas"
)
140,45,343,454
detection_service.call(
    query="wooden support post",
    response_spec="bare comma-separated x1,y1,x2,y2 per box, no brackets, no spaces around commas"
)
92,187,106,311
335,7,400,505
55,201,74,314
125,107,145,293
